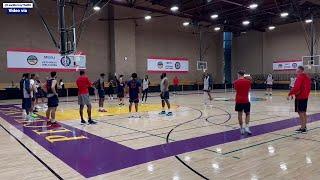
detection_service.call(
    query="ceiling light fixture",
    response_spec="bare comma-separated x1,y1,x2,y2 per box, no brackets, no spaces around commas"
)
170,5,179,12
93,5,101,11
210,14,219,19
144,15,152,20
268,25,276,30
248,3,258,10
242,20,250,26
183,21,190,26
305,19,313,24
280,12,289,18
214,27,221,31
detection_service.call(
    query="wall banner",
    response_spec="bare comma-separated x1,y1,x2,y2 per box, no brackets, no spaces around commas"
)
273,60,302,71
7,48,86,72
147,57,189,73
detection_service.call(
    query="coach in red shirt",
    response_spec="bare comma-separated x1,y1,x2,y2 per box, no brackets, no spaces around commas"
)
173,76,179,93
76,71,96,125
287,66,311,133
234,70,252,135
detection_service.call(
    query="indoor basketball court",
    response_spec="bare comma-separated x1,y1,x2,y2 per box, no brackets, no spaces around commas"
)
1,0,320,180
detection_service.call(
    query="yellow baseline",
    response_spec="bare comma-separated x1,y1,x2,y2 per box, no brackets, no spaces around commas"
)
37,103,179,121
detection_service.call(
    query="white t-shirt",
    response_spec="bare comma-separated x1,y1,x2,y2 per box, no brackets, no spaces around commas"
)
143,79,149,90
266,76,273,85
290,77,296,87
30,79,36,97
160,77,168,92
203,76,210,90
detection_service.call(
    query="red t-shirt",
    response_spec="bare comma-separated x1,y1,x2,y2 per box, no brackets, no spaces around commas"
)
234,78,251,103
288,73,311,100
173,78,179,85
76,76,92,95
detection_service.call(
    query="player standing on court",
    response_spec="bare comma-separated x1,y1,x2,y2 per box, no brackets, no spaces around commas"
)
142,75,150,104
116,75,125,106
45,72,59,125
20,74,26,115
265,74,273,96
20,73,32,121
203,73,213,104
35,74,46,109
76,71,97,124
159,73,172,116
96,73,107,112
30,74,37,115
234,70,252,135
126,73,142,117
289,76,296,90
173,76,179,94
287,66,311,133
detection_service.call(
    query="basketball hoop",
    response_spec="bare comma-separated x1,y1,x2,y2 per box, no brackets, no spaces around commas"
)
197,61,208,72
66,54,86,72
303,55,320,69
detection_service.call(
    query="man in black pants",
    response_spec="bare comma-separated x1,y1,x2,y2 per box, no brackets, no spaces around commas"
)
116,75,125,106
142,75,150,103
20,73,32,121
97,73,107,112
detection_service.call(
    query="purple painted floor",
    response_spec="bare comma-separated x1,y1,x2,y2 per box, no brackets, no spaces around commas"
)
0,104,319,178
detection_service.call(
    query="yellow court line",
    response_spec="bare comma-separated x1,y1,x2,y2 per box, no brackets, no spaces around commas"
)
37,104,178,121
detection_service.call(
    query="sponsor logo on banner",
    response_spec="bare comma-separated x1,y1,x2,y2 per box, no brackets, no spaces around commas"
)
147,57,189,73
157,61,164,69
175,62,181,69
273,60,302,71
292,63,298,68
27,55,38,65
61,56,71,67
44,55,55,60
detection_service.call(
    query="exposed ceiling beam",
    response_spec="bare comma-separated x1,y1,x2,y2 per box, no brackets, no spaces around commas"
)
110,0,208,21
218,0,277,16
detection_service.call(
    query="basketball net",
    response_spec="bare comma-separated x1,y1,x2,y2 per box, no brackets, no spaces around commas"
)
75,65,80,72
202,68,206,73
306,65,312,70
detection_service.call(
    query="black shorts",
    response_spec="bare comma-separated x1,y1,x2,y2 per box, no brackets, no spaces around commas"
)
161,91,170,100
36,91,43,98
235,102,251,113
295,99,308,112
22,98,31,110
98,89,105,99
129,97,139,104
48,95,59,108
107,87,114,95
117,91,124,98
266,84,273,88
